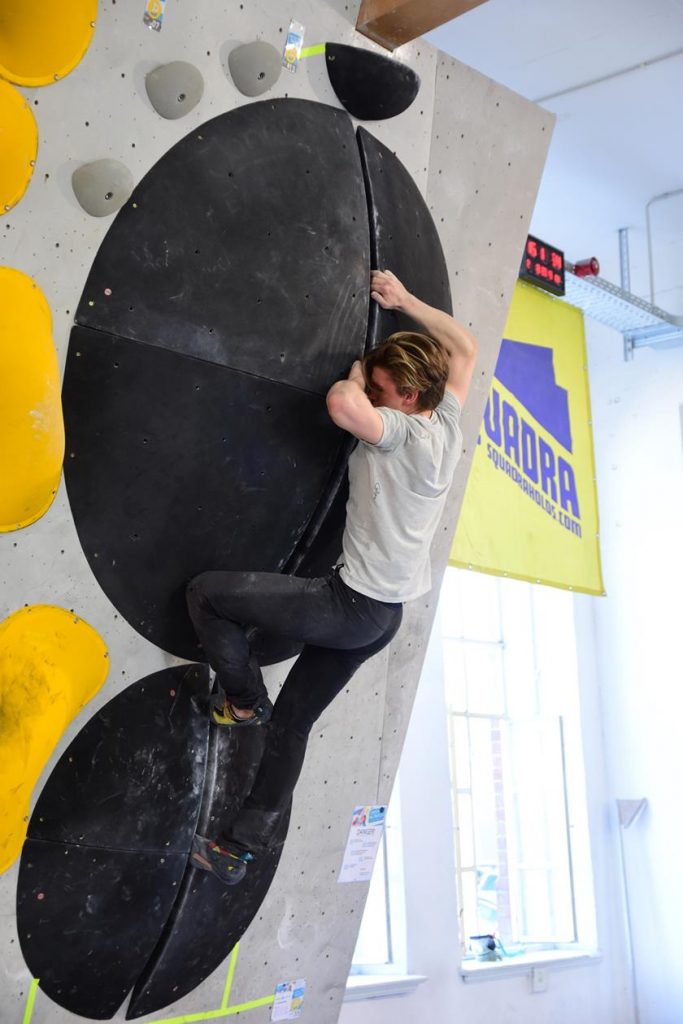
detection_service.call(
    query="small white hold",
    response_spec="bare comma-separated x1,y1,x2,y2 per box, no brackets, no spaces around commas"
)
72,159,134,218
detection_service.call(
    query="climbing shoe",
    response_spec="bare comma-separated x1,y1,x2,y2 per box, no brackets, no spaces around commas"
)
211,691,273,728
190,834,254,886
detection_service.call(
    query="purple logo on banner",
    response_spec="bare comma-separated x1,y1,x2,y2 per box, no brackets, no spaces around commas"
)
481,339,582,538
496,340,572,452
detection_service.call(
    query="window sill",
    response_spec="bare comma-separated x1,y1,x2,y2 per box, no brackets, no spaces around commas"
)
344,974,428,1001
461,948,602,982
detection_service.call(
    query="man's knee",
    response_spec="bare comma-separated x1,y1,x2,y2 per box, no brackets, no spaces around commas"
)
186,572,215,615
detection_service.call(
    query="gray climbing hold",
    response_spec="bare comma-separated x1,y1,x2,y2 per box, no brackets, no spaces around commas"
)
145,61,204,119
228,41,281,97
72,159,134,218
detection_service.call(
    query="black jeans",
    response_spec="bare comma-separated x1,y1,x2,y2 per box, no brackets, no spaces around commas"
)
186,569,402,854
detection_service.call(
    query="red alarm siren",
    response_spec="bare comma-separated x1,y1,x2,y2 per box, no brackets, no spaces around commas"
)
573,257,600,278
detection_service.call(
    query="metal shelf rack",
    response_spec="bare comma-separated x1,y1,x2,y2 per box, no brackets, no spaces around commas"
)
563,262,683,360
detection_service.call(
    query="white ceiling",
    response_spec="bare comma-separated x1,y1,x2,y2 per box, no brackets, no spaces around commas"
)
426,0,683,308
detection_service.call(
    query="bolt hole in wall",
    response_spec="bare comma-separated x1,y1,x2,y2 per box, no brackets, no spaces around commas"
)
352,568,596,974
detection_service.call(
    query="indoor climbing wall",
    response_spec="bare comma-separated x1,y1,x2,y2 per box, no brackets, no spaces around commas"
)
0,1,552,1023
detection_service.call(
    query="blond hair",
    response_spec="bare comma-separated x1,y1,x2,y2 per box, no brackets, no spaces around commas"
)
363,332,449,412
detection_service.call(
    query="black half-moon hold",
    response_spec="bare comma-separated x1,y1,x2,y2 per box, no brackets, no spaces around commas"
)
357,126,452,349
17,665,291,1019
63,325,346,661
75,99,369,396
325,42,420,121
127,726,290,1018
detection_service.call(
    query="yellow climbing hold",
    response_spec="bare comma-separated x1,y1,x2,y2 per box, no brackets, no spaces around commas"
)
0,605,109,875
0,268,65,532
0,0,97,88
0,79,38,212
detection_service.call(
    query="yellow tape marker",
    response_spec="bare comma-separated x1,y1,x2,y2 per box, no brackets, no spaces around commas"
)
221,943,240,1009
22,979,39,1024
150,995,275,1024
300,43,326,58
228,996,276,1012
147,1010,232,1023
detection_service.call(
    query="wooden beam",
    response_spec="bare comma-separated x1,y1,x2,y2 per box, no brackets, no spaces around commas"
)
356,0,491,51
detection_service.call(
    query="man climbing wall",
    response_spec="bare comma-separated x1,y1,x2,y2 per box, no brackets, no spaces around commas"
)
187,267,477,884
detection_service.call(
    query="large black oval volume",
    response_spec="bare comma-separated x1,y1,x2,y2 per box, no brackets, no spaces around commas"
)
17,665,291,1019
63,99,370,660
325,42,420,120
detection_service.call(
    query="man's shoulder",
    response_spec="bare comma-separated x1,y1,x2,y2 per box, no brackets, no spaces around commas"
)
440,388,462,419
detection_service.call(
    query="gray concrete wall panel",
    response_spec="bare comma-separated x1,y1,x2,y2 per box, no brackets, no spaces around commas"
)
0,2,551,1022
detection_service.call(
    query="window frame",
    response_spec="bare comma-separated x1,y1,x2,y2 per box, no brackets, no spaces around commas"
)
349,777,408,977
439,567,599,968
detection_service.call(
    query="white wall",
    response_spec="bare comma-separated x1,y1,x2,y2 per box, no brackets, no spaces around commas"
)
531,15,683,1006
581,326,683,1024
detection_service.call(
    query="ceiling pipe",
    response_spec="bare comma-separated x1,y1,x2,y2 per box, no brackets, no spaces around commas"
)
618,228,631,294
645,186,683,305
534,47,683,104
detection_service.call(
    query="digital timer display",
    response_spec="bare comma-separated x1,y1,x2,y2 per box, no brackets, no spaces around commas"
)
519,235,565,296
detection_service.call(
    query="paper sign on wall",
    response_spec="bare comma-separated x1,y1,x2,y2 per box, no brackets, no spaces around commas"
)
282,20,305,72
271,979,306,1021
338,805,386,884
143,0,167,31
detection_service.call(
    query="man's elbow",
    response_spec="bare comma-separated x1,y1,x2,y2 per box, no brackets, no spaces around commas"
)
326,384,353,428
464,331,478,361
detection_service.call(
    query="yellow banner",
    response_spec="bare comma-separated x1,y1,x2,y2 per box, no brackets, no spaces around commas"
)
451,280,603,595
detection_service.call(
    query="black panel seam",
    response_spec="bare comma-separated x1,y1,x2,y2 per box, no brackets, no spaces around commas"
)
71,322,334,401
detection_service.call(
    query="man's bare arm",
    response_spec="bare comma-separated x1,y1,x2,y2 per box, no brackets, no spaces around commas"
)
370,269,477,407
326,360,384,443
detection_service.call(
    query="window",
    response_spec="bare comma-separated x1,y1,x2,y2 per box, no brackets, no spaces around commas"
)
440,567,596,961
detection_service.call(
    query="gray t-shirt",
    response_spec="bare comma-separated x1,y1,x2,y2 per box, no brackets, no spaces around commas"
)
340,390,463,603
